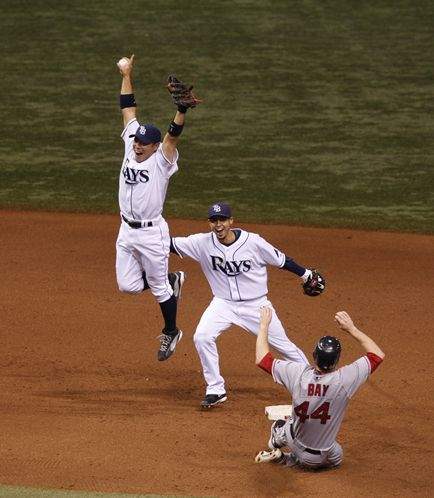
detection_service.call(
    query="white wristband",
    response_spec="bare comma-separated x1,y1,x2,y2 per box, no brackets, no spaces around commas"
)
301,269,312,283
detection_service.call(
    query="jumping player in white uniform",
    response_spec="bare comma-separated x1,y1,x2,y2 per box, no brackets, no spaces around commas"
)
170,202,325,407
115,55,198,361
255,308,385,469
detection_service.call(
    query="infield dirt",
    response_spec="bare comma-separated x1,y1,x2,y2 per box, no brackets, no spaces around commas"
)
0,211,432,497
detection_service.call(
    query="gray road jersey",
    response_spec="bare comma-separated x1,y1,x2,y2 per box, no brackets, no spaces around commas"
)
172,230,285,301
272,356,370,450
119,119,178,221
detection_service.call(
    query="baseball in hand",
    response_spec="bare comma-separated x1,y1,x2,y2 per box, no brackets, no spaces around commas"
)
117,57,129,70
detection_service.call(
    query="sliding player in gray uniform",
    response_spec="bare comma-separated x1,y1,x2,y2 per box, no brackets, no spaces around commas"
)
115,54,198,361
170,202,325,407
255,308,385,469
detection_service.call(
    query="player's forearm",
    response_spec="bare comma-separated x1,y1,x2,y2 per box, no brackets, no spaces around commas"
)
120,75,134,95
173,110,186,126
349,326,385,359
256,325,271,364
162,111,186,156
119,76,136,125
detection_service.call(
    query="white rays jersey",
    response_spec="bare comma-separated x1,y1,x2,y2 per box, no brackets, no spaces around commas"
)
119,118,178,221
115,118,178,303
173,228,308,396
172,229,286,300
272,355,374,450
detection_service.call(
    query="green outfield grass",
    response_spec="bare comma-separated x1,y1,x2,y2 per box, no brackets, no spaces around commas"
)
0,486,199,498
1,0,433,232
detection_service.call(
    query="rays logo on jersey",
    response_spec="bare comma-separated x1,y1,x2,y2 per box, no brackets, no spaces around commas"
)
211,255,252,276
121,159,150,184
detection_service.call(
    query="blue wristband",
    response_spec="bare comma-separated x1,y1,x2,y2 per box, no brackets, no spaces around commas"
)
120,94,136,109
168,121,184,137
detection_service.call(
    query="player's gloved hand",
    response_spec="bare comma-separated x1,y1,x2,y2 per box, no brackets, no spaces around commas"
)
167,74,202,112
302,269,325,297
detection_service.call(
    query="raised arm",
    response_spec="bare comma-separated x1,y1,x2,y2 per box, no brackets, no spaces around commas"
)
117,55,137,127
162,74,202,163
162,110,186,163
335,311,385,359
256,307,272,364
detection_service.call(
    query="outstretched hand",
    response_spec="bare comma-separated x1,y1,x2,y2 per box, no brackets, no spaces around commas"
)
256,306,272,363
260,306,273,329
335,311,356,334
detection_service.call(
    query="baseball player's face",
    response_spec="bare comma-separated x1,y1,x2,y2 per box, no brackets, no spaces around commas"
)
133,139,159,162
208,216,234,242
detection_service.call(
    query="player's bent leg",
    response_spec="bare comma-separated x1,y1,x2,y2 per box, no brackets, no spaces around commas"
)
116,244,145,294
156,293,182,362
326,442,343,468
296,446,342,470
146,273,173,303
145,272,183,361
294,450,324,469
268,419,288,449
117,279,145,294
144,271,185,298
157,326,183,362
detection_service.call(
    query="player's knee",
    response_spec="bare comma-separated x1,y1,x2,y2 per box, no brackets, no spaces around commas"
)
300,456,323,469
153,289,173,303
145,276,172,303
328,448,343,468
117,280,143,294
193,330,213,347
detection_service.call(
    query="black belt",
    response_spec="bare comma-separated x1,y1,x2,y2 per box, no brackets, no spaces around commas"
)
122,215,153,228
290,424,321,455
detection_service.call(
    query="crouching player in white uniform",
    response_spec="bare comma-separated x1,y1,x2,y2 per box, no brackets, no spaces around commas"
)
255,308,385,469
170,202,325,408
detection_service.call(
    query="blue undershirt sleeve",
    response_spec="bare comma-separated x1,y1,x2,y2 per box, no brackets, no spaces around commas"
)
282,256,306,277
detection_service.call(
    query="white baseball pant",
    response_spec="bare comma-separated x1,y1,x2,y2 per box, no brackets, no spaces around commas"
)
115,218,173,303
193,296,308,395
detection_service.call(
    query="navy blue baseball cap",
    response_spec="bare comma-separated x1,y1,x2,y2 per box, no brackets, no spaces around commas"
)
208,202,232,219
129,123,162,144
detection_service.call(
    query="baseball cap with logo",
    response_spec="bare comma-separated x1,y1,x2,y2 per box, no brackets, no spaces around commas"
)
129,123,162,144
208,202,232,219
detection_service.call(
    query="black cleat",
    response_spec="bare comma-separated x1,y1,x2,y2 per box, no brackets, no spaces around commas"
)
201,393,227,408
168,271,186,300
157,329,183,361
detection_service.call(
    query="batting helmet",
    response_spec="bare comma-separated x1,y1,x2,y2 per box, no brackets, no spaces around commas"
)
313,336,341,372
